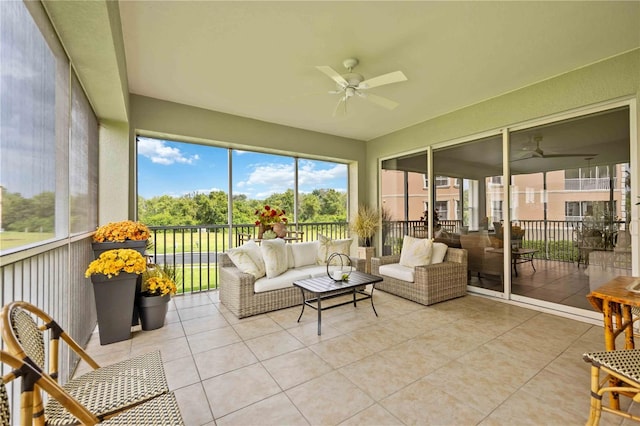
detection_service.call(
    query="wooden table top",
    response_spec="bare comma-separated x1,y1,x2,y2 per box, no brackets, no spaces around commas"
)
586,275,640,313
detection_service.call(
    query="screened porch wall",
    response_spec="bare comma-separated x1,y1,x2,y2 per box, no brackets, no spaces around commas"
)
0,238,96,418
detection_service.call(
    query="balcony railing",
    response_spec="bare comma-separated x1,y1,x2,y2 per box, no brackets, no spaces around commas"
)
147,222,349,294
564,177,616,191
382,219,626,262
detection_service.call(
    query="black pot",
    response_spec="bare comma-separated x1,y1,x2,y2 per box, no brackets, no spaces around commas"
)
138,294,170,331
91,272,138,345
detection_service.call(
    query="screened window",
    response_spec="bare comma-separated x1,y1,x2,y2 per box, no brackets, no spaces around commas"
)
1,1,96,254
136,138,348,228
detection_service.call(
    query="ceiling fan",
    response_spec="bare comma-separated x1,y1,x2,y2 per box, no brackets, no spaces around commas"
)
513,135,597,161
316,58,407,116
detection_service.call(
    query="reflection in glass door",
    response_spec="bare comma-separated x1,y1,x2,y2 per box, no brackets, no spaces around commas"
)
509,107,631,311
432,135,505,294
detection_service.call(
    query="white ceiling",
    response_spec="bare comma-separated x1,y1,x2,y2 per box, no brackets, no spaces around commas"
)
118,1,640,142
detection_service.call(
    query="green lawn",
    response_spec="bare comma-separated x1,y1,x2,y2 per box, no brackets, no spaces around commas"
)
176,264,219,293
0,231,55,251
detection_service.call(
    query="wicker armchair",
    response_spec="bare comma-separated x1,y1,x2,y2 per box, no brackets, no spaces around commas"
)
582,349,640,425
1,301,172,425
459,233,503,279
370,247,467,306
0,350,184,425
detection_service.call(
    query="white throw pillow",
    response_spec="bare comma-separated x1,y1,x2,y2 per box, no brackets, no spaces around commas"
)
431,242,448,264
291,241,320,268
261,238,289,278
226,240,266,279
399,235,433,268
317,234,353,265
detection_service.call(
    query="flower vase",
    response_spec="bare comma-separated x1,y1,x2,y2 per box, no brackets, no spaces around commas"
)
91,272,138,345
272,222,287,238
258,224,272,239
138,294,170,331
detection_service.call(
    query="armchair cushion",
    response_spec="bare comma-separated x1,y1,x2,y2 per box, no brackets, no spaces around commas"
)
399,235,433,268
379,263,415,282
431,242,448,264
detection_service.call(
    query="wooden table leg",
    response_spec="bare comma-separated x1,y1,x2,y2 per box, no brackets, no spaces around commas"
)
602,301,621,410
603,301,615,351
623,304,635,349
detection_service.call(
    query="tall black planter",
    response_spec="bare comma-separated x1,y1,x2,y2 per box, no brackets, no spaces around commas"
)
138,295,170,331
91,240,148,259
91,240,148,327
91,272,138,345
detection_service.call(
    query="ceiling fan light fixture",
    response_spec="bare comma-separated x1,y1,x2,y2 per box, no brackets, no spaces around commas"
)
315,57,407,115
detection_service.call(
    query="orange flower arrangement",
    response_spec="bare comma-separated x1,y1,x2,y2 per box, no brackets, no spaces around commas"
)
254,205,287,227
93,220,150,242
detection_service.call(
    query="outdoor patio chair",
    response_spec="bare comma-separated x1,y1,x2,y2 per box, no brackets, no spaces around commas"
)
582,349,640,425
1,301,170,425
577,227,605,267
0,349,184,425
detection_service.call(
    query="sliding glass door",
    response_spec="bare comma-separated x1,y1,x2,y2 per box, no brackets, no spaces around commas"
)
379,103,634,316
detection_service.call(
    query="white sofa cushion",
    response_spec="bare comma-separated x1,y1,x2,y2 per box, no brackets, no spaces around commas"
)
226,240,266,279
254,265,327,293
399,236,433,268
379,263,415,283
291,241,320,267
261,239,289,278
431,242,448,264
285,244,295,269
317,234,352,265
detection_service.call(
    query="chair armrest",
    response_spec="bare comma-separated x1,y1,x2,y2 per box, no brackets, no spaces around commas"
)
372,254,401,266
350,257,365,273
218,253,256,293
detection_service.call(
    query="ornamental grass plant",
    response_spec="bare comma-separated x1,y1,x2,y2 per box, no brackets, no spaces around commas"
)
85,249,147,278
351,204,379,246
93,220,150,243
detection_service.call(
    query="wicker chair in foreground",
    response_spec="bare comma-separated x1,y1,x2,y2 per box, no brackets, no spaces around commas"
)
0,350,184,425
583,349,640,425
1,301,171,425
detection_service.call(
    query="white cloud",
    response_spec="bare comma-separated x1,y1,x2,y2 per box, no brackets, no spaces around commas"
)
298,161,347,187
138,137,199,165
235,160,347,199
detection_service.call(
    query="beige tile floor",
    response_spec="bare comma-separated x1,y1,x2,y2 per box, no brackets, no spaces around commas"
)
79,290,640,425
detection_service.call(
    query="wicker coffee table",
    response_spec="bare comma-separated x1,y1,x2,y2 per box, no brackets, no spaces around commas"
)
293,271,382,335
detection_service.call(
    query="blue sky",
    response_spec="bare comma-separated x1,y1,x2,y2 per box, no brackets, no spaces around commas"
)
137,137,347,199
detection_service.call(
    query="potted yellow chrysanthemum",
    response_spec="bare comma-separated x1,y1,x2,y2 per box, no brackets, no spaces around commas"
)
91,220,151,259
85,249,147,345
138,265,178,331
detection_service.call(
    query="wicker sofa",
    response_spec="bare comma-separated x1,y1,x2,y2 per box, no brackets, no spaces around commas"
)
219,242,364,318
371,247,467,306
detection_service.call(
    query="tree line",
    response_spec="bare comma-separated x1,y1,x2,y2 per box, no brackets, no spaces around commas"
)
0,186,347,232
137,188,347,226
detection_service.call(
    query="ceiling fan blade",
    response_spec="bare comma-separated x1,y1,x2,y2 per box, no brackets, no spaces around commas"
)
358,71,407,89
542,153,598,158
357,91,399,110
332,96,346,117
316,66,348,88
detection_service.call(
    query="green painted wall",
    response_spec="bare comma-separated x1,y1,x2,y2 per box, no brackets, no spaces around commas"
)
366,49,640,206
